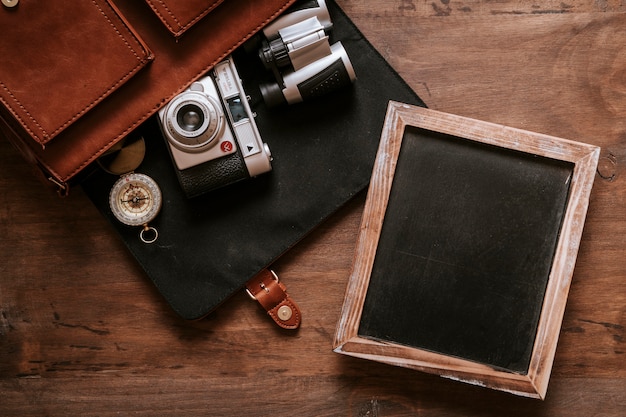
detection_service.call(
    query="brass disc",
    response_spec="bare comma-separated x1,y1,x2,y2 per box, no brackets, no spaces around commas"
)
97,136,146,175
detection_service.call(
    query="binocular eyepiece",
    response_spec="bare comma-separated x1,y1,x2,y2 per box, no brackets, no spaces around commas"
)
257,0,356,107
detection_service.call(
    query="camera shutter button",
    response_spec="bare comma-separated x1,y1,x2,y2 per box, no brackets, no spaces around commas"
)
189,82,204,92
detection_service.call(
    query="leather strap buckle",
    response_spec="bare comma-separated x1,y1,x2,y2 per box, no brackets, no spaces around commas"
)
245,269,301,330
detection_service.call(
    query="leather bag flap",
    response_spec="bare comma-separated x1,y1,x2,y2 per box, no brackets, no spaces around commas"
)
0,0,153,146
143,0,226,38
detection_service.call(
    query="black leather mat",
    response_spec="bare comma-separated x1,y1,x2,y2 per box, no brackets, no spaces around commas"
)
82,0,425,319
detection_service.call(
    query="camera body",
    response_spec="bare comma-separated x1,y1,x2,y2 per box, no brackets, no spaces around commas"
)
258,0,356,107
158,58,272,198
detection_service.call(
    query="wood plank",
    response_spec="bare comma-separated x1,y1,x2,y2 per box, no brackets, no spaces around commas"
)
0,376,624,416
0,0,624,414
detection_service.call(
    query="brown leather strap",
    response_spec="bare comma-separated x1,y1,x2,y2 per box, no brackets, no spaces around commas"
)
245,269,301,330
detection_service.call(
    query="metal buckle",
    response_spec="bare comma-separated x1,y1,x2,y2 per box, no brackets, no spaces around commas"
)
48,177,69,197
246,269,279,301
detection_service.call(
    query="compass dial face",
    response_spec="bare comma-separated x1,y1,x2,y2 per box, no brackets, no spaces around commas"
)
109,173,162,227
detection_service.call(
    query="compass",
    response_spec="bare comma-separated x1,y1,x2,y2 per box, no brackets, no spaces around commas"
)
109,172,162,243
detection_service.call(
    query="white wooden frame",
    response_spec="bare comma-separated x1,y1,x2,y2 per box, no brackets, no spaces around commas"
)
333,102,600,399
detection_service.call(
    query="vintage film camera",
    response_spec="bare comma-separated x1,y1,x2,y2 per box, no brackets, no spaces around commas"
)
257,0,356,107
158,58,272,198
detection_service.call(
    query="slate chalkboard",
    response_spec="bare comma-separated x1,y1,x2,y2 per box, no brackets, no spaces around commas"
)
334,103,600,399
358,127,573,373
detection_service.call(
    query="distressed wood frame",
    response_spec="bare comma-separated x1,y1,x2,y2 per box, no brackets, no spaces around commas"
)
333,102,600,399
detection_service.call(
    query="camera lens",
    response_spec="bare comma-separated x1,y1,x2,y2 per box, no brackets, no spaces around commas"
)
163,83,223,152
176,104,205,132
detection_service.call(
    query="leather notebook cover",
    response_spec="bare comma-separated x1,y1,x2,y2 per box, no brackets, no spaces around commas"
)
0,0,153,145
81,0,426,320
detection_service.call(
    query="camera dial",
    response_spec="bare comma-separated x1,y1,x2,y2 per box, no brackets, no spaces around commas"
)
164,86,224,153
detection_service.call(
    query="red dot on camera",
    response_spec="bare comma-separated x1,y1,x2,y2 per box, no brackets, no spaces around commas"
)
221,141,233,152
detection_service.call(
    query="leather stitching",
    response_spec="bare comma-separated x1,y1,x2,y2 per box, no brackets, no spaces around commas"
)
146,0,224,37
37,1,296,183
0,0,151,145
269,299,301,329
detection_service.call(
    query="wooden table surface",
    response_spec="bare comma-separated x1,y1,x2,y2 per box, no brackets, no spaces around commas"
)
1,1,625,415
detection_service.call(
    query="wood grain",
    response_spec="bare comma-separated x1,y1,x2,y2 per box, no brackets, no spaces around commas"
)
1,0,625,415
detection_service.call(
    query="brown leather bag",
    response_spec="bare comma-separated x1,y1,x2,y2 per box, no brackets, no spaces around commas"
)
0,0,295,194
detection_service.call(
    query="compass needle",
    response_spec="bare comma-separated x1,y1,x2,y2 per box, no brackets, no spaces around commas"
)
109,173,162,243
